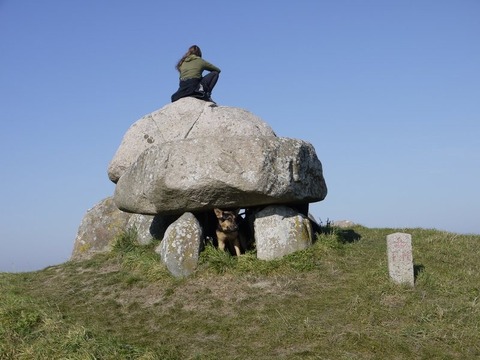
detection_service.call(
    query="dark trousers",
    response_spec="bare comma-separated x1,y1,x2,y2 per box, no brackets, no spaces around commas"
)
171,71,220,102
200,71,219,95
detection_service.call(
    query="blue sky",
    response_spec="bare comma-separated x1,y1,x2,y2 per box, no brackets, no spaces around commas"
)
1,0,479,272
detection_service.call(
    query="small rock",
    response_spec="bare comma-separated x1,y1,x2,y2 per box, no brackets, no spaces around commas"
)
333,220,356,228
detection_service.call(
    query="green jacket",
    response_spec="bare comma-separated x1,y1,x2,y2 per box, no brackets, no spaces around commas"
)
179,55,221,80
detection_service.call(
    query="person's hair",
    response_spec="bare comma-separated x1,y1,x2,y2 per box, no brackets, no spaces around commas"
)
175,45,202,72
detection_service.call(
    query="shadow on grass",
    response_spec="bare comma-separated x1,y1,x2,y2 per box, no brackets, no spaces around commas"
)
414,264,425,282
336,229,362,244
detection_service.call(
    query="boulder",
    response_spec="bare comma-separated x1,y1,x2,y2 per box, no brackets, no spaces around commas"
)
254,205,313,260
108,97,276,183
71,197,172,261
155,212,203,278
71,197,131,261
114,136,327,215
126,213,176,245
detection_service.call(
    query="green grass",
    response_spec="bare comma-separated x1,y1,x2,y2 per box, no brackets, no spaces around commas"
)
1,226,480,359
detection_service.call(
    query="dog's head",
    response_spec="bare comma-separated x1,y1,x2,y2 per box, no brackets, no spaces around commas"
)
214,208,239,233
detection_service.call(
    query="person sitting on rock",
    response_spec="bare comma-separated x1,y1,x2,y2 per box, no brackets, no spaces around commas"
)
171,45,221,103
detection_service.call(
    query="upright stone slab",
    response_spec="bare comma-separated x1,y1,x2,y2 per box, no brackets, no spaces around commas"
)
386,233,414,286
254,205,313,260
71,197,131,261
155,212,202,278
126,213,176,245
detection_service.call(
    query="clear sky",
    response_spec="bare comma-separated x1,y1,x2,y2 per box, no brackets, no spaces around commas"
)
1,0,479,272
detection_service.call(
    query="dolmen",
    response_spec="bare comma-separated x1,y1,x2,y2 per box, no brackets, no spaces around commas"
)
72,97,327,277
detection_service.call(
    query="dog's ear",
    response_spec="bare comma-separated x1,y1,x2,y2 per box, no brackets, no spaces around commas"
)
213,208,223,218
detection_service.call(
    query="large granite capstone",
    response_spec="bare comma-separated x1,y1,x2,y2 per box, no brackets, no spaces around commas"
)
114,136,327,215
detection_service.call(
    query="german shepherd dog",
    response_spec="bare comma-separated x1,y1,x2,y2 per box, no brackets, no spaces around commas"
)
213,208,247,256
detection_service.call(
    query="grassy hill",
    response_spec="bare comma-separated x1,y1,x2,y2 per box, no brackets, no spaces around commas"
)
1,225,479,359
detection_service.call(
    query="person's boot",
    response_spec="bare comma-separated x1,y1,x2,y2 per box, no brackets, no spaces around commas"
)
206,93,216,104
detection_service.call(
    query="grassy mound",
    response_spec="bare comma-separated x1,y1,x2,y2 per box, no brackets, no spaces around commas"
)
1,226,479,359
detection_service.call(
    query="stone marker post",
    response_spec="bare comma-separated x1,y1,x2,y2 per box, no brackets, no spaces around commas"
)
386,233,414,286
